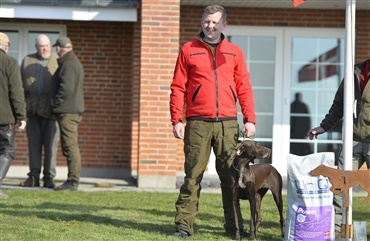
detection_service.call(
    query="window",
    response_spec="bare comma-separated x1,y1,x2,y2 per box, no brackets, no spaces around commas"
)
221,26,345,175
0,23,66,63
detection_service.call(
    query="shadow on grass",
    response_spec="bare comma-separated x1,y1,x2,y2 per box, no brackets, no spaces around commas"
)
0,201,234,239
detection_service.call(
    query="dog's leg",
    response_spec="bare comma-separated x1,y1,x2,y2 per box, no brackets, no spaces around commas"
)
255,189,267,232
232,194,241,240
342,188,350,207
249,186,257,240
231,180,241,240
274,187,285,238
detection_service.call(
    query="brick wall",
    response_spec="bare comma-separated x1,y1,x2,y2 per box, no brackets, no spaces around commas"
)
4,5,369,177
137,0,180,184
5,18,135,170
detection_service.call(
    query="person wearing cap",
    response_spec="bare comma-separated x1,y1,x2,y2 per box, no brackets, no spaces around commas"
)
50,36,84,191
19,34,60,189
0,32,27,198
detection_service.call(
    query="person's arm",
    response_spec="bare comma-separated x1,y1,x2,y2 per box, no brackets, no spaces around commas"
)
170,48,188,139
14,120,26,131
50,62,75,108
8,58,27,126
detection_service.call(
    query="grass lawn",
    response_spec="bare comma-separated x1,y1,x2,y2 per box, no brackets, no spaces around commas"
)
0,189,369,240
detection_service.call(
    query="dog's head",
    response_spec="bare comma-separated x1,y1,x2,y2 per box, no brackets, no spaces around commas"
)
236,140,271,163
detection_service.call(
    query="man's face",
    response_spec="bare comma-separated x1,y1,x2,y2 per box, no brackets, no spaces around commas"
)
200,11,227,43
35,40,51,59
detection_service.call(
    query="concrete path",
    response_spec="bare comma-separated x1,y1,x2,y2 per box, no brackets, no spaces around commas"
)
2,173,368,197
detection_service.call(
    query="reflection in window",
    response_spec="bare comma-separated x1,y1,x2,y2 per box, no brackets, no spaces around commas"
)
290,37,344,154
0,24,65,63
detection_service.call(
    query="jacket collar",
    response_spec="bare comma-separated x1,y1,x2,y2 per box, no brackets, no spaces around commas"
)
198,32,225,43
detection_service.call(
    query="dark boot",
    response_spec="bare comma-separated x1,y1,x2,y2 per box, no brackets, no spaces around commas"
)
0,154,13,180
43,178,55,188
0,154,13,198
20,176,40,187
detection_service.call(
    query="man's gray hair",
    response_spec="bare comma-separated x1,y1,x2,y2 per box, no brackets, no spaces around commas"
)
202,5,227,23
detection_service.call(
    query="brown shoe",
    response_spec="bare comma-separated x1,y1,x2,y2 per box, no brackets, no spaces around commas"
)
20,176,40,187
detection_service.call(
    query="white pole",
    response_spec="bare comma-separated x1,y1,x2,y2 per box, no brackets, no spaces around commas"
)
343,0,356,238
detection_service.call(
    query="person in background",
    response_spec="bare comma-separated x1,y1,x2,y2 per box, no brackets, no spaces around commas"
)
20,34,60,189
169,5,256,238
50,37,84,191
307,58,370,235
290,92,311,155
0,32,27,198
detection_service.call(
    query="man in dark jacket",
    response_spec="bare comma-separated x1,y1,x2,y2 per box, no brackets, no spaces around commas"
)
50,36,85,191
20,34,60,188
0,32,27,198
307,59,370,234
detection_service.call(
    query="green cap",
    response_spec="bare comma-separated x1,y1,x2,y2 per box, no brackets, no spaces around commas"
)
53,36,72,47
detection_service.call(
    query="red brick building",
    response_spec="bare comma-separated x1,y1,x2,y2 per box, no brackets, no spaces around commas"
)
1,0,369,188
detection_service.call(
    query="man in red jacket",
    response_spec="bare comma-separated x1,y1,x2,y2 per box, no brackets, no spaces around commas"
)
170,5,256,238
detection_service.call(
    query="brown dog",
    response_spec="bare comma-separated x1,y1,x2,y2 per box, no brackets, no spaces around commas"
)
230,140,285,240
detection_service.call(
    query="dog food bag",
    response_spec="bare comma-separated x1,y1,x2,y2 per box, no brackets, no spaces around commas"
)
285,152,335,241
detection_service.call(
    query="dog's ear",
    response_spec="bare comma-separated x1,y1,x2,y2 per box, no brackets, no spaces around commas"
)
236,140,255,158
254,142,271,159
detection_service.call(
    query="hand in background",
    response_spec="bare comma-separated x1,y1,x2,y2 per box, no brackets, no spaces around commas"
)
307,126,325,140
14,120,26,132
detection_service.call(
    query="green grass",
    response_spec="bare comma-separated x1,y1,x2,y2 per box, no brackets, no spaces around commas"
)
0,189,369,240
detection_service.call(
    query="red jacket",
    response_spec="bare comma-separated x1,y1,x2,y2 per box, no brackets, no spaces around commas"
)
170,34,255,125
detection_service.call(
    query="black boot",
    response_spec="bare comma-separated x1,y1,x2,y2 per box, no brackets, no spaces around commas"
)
0,155,13,199
0,154,13,180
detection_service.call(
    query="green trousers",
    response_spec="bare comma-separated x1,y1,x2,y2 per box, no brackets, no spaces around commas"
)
57,113,82,182
174,119,242,235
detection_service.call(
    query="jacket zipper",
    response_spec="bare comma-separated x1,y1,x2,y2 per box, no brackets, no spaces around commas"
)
213,54,219,120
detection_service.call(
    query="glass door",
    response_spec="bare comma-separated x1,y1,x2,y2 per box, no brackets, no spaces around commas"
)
289,36,344,156
224,27,283,165
209,27,345,176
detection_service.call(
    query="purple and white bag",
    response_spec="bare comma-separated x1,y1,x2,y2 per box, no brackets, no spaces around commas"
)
285,153,335,241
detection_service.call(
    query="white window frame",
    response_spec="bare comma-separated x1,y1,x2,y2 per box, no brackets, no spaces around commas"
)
218,26,345,176
0,23,66,64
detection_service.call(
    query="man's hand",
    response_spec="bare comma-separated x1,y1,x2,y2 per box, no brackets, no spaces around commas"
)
307,126,325,140
14,120,26,132
173,122,184,139
242,122,256,138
